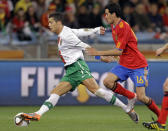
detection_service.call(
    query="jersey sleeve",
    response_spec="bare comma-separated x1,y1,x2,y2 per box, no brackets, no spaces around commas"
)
65,30,90,50
71,27,100,37
116,22,129,50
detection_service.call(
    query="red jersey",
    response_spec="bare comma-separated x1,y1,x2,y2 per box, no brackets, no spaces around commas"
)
162,14,168,26
111,19,148,69
12,16,25,32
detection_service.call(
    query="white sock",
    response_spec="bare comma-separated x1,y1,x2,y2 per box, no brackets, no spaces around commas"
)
114,98,129,113
35,105,49,116
35,94,60,116
94,88,128,113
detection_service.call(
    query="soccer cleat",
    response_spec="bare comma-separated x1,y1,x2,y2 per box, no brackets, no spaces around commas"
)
21,113,41,121
127,94,137,110
142,121,166,131
127,109,139,124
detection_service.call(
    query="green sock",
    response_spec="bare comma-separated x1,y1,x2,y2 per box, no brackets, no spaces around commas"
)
110,95,116,105
43,101,54,110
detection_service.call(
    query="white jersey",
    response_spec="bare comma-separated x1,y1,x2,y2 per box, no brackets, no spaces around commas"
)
57,26,100,66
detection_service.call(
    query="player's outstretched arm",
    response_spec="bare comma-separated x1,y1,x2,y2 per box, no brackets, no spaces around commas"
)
71,26,105,37
86,47,123,56
100,56,119,63
156,43,168,56
66,29,92,50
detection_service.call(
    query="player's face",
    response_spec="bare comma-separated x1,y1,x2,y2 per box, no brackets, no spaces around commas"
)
105,9,114,24
48,17,58,32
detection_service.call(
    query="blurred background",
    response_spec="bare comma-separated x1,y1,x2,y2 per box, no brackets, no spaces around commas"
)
0,0,168,59
0,0,168,106
0,1,168,130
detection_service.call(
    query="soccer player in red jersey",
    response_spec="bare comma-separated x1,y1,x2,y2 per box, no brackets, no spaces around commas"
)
143,43,168,130
86,3,161,118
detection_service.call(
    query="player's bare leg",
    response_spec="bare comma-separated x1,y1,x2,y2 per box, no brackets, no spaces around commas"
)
136,87,161,117
136,87,149,103
104,73,136,99
21,82,72,121
104,73,137,110
82,78,139,123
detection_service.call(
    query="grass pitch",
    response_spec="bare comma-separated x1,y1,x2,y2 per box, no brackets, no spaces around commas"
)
0,105,164,131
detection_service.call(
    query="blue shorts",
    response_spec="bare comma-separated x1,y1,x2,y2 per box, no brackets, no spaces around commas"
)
110,64,149,87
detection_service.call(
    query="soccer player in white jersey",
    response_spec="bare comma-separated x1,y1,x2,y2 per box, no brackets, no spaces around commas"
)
21,12,138,123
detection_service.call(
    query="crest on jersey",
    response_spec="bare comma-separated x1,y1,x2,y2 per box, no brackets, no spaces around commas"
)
119,21,124,28
116,42,121,48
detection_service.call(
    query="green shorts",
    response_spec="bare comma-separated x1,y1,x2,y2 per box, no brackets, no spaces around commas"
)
60,59,93,91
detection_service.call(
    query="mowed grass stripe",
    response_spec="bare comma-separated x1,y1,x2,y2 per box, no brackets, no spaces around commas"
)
0,105,163,131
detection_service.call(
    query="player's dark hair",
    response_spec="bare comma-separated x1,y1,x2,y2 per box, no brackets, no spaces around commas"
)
105,3,121,17
49,12,63,22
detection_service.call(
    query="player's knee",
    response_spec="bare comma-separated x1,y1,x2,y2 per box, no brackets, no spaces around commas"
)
103,78,115,89
136,93,147,103
163,78,168,92
137,96,146,103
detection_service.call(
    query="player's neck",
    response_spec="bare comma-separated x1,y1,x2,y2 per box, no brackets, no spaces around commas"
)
114,18,121,26
56,25,63,35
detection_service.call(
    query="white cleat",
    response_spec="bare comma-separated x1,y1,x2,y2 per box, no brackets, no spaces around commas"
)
125,94,139,123
127,109,139,124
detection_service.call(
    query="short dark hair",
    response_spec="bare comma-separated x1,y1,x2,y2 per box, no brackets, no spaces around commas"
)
49,12,63,22
105,3,121,17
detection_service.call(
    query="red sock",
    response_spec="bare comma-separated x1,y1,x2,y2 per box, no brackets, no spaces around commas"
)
147,99,161,117
158,92,168,124
114,83,135,99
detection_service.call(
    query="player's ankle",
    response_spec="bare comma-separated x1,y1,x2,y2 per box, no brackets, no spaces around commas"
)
127,108,134,114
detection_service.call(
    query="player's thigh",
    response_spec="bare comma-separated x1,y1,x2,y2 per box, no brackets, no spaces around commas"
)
51,81,72,96
163,78,168,91
82,78,99,94
105,65,128,84
136,86,146,98
104,73,119,82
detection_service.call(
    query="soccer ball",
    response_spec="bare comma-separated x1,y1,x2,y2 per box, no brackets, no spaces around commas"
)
14,112,30,127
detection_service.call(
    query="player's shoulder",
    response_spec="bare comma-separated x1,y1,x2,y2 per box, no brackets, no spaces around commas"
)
61,26,79,41
65,26,76,34
62,26,72,34
60,26,74,38
118,20,130,30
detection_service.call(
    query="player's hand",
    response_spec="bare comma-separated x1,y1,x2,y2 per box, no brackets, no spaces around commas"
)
100,56,115,63
100,26,105,35
156,47,164,56
163,78,168,89
85,47,99,56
